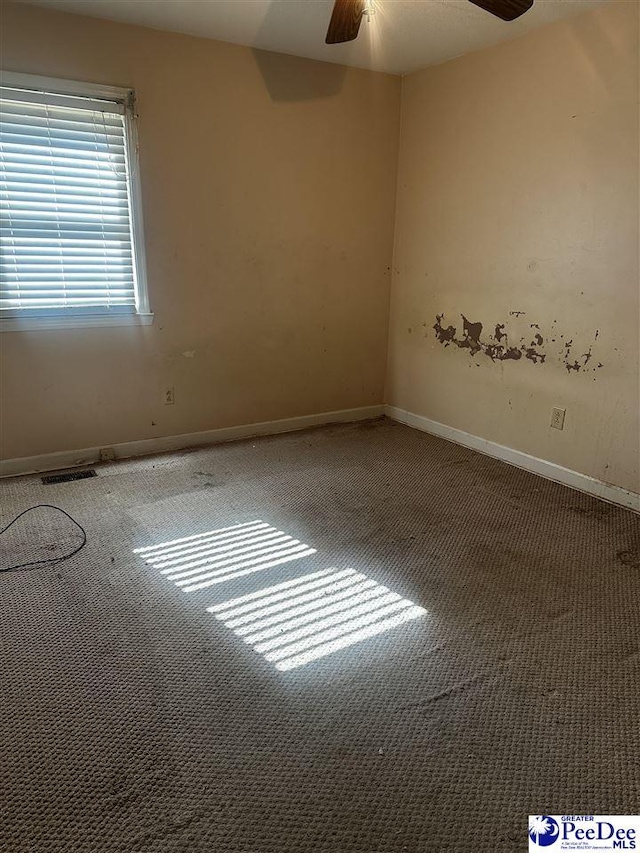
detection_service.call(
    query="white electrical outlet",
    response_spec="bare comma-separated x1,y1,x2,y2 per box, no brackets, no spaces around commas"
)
550,407,566,430
164,386,175,405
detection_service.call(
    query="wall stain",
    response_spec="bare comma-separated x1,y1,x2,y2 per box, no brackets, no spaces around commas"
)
433,314,604,374
561,329,602,373
461,315,483,354
433,315,457,345
523,347,545,364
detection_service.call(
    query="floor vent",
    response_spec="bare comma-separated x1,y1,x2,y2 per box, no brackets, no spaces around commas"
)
41,469,97,485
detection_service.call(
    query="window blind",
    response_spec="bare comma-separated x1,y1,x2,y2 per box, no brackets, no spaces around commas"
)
0,86,139,316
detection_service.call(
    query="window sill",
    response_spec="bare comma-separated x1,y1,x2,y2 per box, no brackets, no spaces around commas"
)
0,313,154,332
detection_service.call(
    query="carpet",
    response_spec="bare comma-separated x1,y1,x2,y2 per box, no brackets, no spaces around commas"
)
1,418,638,852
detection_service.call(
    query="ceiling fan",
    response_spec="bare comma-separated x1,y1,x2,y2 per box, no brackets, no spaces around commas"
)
325,0,534,44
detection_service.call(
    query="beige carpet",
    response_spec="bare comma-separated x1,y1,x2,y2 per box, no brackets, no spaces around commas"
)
1,418,638,852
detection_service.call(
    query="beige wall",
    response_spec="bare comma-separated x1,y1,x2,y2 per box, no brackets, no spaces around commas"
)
387,0,639,494
2,1,638,497
0,1,401,460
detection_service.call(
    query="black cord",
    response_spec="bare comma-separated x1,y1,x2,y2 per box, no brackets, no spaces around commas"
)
0,504,87,572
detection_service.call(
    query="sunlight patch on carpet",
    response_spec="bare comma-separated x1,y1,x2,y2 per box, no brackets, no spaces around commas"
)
208,567,427,671
137,521,427,671
136,520,316,590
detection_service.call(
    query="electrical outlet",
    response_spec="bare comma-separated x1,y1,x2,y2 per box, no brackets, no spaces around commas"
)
550,407,566,430
99,447,115,462
164,386,175,405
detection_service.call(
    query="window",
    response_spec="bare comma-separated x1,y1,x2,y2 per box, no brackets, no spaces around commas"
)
0,71,151,331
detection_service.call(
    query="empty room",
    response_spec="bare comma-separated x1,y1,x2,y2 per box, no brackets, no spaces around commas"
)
0,0,638,850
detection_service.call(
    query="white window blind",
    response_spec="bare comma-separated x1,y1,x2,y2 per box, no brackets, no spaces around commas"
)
0,79,146,320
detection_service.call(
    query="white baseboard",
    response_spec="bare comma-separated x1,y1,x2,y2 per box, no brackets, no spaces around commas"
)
385,405,640,514
0,405,385,479
5,402,637,513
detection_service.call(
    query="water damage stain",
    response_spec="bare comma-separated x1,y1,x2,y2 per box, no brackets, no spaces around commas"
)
433,315,457,345
460,315,483,354
531,325,544,347
433,314,603,373
561,329,602,373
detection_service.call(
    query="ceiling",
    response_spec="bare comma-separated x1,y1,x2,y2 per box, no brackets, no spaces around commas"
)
15,0,608,75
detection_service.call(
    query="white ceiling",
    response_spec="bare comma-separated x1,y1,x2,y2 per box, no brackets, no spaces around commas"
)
16,0,608,75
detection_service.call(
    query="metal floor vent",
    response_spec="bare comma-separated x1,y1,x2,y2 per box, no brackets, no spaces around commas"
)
42,469,97,485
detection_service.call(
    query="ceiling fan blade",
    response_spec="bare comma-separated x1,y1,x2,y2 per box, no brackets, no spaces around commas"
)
325,0,365,44
468,0,534,21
